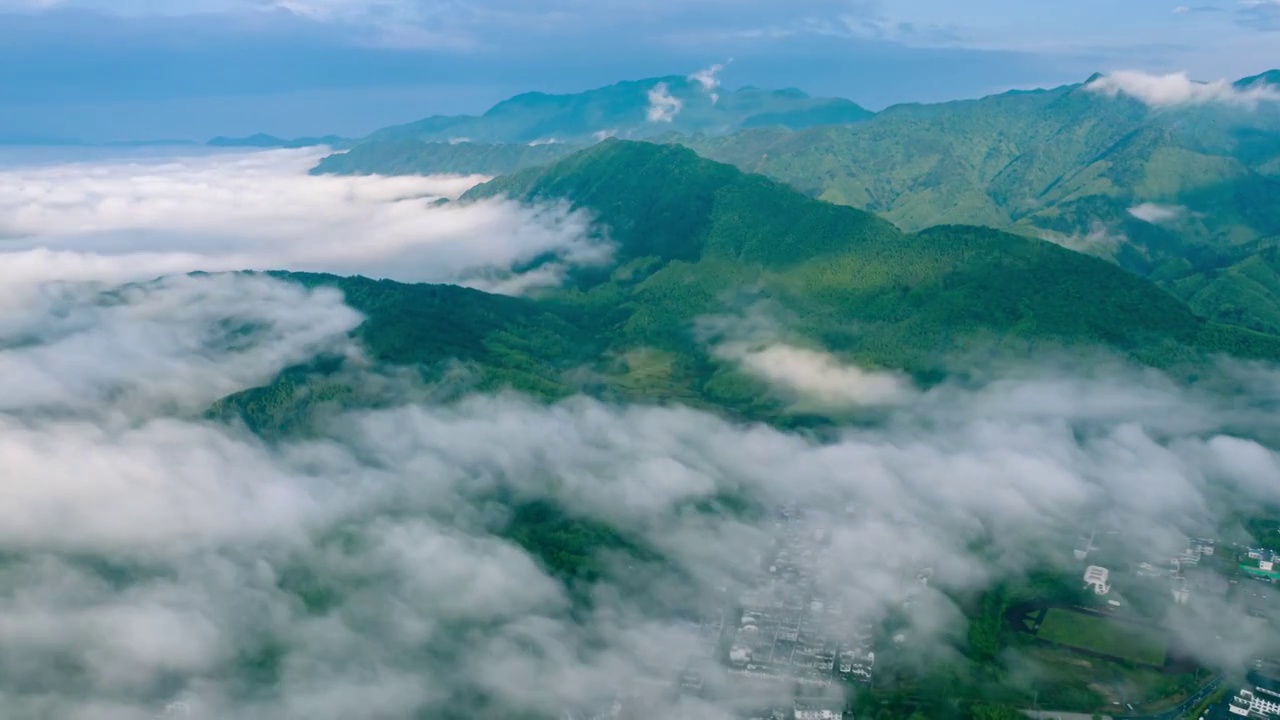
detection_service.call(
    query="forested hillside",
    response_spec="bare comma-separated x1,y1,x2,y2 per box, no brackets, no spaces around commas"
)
218,141,1280,435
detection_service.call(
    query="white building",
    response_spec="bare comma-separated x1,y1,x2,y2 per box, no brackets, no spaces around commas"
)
1229,688,1280,718
1083,565,1111,596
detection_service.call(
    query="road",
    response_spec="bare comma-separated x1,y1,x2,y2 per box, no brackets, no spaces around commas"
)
1023,676,1222,720
1113,677,1222,720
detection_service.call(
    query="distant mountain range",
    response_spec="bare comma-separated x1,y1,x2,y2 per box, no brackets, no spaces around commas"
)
206,133,357,150
311,69,1280,336
358,75,873,147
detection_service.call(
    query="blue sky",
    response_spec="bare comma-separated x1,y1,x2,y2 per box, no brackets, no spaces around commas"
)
1,0,1276,141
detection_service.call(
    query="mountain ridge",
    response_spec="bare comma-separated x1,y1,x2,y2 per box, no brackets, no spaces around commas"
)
219,140,1280,436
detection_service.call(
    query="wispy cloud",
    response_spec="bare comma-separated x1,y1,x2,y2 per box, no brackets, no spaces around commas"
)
688,59,732,103
645,81,683,122
1038,221,1127,259
1237,0,1280,30
1087,69,1280,107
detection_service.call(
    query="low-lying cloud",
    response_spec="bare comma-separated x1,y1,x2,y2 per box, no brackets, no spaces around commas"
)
1086,70,1280,107
1128,201,1188,224
1038,221,1127,258
3,151,1280,717
0,148,611,298
2,271,1280,718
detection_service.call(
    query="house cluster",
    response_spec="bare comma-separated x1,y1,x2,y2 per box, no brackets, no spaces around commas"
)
1241,547,1280,582
1132,536,1229,605
727,506,872,689
746,698,848,720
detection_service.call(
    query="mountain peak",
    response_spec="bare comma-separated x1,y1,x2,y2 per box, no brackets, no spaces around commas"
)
1236,69,1280,88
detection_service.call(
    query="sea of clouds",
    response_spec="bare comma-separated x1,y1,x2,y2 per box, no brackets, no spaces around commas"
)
0,147,1278,719
0,147,611,299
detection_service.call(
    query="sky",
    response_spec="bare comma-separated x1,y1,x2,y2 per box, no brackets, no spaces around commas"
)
0,0,1277,141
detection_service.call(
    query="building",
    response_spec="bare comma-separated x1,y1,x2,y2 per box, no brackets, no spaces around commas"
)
1242,555,1280,581
1084,565,1111,595
793,699,846,720
1228,687,1280,719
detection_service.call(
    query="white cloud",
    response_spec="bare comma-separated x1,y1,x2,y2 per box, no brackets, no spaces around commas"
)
1128,202,1188,224
1038,221,1126,258
3,145,1280,718
1087,70,1280,107
646,82,683,123
689,64,724,92
719,342,915,407
0,148,612,299
0,269,1279,716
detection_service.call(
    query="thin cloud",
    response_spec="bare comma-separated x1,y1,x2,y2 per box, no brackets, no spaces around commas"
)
1038,221,1127,259
646,81,683,122
1087,69,1280,107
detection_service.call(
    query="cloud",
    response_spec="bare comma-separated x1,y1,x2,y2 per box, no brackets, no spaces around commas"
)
1038,221,1127,258
689,59,732,103
1128,201,1188,224
0,148,612,298
1237,0,1280,30
1086,69,1280,107
3,154,1280,716
718,342,915,407
646,81,683,123
2,268,1280,717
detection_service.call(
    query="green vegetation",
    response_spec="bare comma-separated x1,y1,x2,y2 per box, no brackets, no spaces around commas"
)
311,139,579,176
222,140,1280,441
670,75,1280,332
216,140,1280,600
353,76,872,148
311,71,1280,335
1036,608,1168,667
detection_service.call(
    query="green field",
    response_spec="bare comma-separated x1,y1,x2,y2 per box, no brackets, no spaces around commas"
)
1036,608,1168,667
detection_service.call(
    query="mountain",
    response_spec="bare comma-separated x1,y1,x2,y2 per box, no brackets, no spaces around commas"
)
681,73,1280,244
217,141,1280,434
1237,70,1280,88
310,139,580,176
208,133,356,149
665,71,1280,330
362,76,872,146
309,75,873,176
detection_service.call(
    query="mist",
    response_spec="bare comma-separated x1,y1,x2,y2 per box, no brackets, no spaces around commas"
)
1,263,1278,718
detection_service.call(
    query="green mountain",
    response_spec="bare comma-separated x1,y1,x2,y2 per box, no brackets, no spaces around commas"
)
217,141,1280,435
681,74,1280,245
665,71,1280,331
310,138,580,176
360,76,872,147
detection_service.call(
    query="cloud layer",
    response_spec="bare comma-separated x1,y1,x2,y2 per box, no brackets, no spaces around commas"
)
0,261,1278,718
2,146,1280,718
0,147,610,298
1087,70,1280,107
